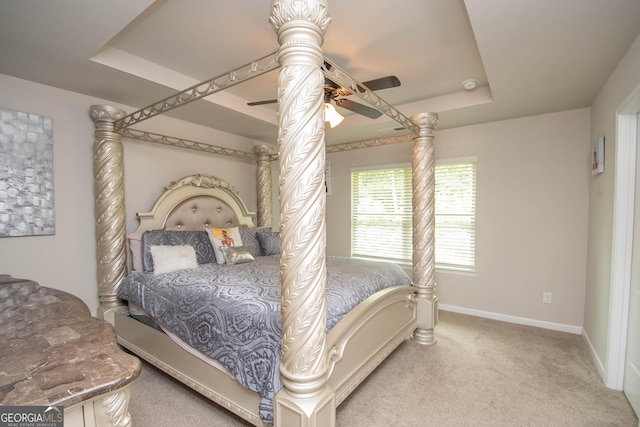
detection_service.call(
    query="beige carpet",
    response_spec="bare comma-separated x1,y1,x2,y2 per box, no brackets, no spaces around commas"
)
127,311,639,426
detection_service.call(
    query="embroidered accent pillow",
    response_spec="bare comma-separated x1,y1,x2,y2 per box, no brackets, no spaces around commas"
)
221,246,255,265
206,227,244,264
149,245,198,274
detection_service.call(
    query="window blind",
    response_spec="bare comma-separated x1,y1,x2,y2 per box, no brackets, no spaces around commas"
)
351,160,476,271
351,167,413,263
434,161,476,271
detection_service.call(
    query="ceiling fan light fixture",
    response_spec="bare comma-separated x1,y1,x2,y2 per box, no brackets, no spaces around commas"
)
324,102,344,128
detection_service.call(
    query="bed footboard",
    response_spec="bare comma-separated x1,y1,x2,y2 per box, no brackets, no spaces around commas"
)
326,286,417,405
115,286,416,426
114,312,266,426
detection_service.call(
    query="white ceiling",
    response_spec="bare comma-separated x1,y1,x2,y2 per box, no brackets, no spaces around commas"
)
1,0,639,146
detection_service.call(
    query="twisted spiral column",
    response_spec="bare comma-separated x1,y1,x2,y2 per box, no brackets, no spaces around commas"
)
270,0,335,425
254,145,273,228
411,112,439,346
90,105,128,322
97,388,133,427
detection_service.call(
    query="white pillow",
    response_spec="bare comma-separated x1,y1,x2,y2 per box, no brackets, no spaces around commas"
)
149,245,198,274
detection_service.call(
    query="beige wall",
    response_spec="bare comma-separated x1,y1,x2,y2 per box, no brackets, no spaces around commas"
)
584,33,640,375
327,108,591,330
0,74,260,315
121,127,258,235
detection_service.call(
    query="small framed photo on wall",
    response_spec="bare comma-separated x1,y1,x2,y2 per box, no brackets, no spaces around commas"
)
592,135,605,175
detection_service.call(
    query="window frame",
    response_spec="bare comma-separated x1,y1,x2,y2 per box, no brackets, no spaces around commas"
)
350,163,413,265
350,157,476,273
434,156,477,273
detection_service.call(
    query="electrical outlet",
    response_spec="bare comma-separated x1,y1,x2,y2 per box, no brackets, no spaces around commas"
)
542,292,552,304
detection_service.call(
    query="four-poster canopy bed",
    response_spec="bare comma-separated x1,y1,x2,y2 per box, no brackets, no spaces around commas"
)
90,1,438,426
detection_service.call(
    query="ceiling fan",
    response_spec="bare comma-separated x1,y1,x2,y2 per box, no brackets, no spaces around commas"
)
247,66,401,127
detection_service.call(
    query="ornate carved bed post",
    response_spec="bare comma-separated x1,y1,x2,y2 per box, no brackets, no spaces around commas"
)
90,105,128,323
254,144,273,228
269,0,335,425
411,112,439,346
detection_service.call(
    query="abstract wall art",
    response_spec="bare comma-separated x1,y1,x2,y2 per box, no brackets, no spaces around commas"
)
0,107,55,237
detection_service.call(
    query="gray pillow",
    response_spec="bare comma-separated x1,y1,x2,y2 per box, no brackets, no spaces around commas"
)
239,227,270,257
141,230,215,272
257,230,281,256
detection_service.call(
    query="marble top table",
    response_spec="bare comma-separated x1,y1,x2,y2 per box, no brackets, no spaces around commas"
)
0,274,140,408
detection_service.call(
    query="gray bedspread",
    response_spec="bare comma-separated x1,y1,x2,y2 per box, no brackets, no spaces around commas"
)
117,255,411,423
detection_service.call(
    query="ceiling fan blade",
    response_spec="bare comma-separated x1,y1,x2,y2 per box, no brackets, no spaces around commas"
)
361,75,401,91
331,75,402,97
249,75,400,107
324,77,340,90
247,99,277,106
334,98,383,119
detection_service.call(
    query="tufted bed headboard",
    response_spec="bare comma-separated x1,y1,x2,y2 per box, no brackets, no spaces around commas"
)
127,175,257,273
132,174,256,235
125,174,256,273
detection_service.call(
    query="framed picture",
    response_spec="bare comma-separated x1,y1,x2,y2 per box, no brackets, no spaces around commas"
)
0,107,55,237
591,135,605,175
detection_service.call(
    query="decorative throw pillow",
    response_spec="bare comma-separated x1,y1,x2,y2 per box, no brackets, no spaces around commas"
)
141,230,215,272
221,246,255,265
149,245,198,275
127,232,143,271
239,227,270,257
257,230,281,256
206,227,244,265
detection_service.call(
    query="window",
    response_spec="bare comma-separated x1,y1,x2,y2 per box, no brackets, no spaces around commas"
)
351,166,413,264
351,159,476,271
434,160,476,271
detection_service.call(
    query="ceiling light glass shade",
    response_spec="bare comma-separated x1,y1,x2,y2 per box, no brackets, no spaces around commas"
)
324,102,344,128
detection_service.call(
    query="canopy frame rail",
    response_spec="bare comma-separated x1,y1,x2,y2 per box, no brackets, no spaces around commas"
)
119,127,411,160
118,128,274,162
326,134,412,153
110,51,420,159
321,57,420,136
113,51,281,131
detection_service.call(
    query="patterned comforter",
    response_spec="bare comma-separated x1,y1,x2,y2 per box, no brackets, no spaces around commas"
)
117,255,412,423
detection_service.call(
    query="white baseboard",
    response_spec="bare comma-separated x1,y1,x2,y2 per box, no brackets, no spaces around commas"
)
582,329,608,385
438,304,584,335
